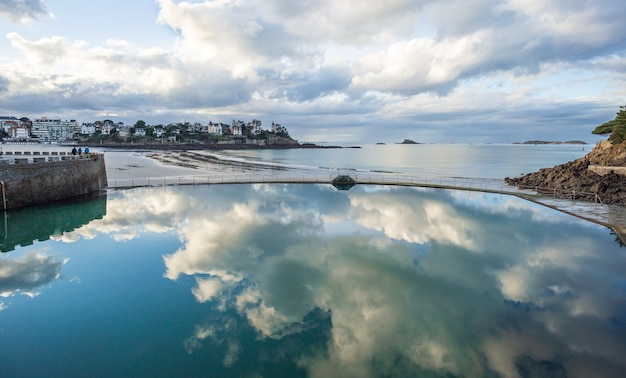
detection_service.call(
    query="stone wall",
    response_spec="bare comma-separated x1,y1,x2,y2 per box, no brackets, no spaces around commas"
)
0,154,107,210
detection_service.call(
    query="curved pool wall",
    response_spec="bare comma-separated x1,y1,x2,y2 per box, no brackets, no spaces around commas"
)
0,153,107,210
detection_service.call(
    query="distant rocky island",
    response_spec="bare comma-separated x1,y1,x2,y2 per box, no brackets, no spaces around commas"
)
399,139,420,144
513,140,587,145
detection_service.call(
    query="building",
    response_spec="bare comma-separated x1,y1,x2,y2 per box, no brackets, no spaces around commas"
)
230,120,244,136
100,120,116,135
208,122,222,135
8,125,29,140
249,119,263,135
81,123,96,135
31,117,79,142
0,116,21,133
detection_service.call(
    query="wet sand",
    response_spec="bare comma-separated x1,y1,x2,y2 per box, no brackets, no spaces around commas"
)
95,148,308,181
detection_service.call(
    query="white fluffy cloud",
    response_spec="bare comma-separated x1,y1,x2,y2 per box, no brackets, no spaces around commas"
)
1,0,625,142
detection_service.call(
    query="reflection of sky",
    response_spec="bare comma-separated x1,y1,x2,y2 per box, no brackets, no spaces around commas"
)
0,248,65,300
1,184,625,377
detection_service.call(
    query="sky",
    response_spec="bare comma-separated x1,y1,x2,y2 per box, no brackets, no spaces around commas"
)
0,0,625,144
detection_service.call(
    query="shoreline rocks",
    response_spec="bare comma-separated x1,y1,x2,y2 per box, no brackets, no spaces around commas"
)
505,141,626,205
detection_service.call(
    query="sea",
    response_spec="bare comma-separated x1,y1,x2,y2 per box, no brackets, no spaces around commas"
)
2,142,626,377
215,142,590,179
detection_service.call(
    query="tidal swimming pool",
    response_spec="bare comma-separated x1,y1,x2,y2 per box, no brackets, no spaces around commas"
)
1,184,625,377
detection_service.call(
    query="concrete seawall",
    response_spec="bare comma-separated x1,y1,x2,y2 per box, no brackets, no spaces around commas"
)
0,154,107,210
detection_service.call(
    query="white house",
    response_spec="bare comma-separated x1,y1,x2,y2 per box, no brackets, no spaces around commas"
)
81,123,96,135
230,120,245,136
208,122,223,135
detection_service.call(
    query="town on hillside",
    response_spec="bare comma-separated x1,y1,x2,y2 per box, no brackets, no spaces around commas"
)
0,116,295,145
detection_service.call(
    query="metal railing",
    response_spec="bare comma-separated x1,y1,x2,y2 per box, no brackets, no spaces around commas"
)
0,152,101,164
106,171,606,204
516,184,604,204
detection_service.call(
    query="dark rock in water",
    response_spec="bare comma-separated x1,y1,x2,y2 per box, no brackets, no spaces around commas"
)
400,139,419,144
332,175,357,191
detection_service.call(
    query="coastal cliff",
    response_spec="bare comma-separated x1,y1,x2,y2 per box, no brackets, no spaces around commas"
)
505,141,626,205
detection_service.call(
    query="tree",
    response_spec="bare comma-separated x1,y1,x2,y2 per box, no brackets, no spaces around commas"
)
135,120,146,128
593,106,626,144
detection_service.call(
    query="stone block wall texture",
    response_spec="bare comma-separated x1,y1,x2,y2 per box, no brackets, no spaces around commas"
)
0,155,107,210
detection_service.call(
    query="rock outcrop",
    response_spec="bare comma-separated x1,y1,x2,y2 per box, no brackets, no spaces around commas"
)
505,141,626,205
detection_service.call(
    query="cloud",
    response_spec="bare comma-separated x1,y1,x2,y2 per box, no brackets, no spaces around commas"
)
0,75,8,91
0,0,49,22
258,0,432,45
2,0,626,142
192,276,223,303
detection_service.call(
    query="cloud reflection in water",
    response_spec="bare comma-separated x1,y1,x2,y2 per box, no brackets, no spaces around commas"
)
71,184,626,376
0,250,65,299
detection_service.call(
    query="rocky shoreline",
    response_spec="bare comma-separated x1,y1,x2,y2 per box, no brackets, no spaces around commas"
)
94,141,347,151
505,141,626,205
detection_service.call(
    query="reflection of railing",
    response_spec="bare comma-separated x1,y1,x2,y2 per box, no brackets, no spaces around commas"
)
107,172,531,195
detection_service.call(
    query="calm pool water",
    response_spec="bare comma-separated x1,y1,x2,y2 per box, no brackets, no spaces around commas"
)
1,184,625,377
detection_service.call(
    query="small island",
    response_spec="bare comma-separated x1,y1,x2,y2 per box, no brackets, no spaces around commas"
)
512,140,587,145
398,139,419,144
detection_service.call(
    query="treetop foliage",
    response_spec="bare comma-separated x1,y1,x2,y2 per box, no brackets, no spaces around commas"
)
592,106,626,144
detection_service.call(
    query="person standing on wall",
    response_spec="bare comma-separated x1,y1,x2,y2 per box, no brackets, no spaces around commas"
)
72,147,77,155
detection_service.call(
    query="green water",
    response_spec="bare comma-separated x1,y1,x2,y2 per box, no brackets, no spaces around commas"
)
0,184,625,377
